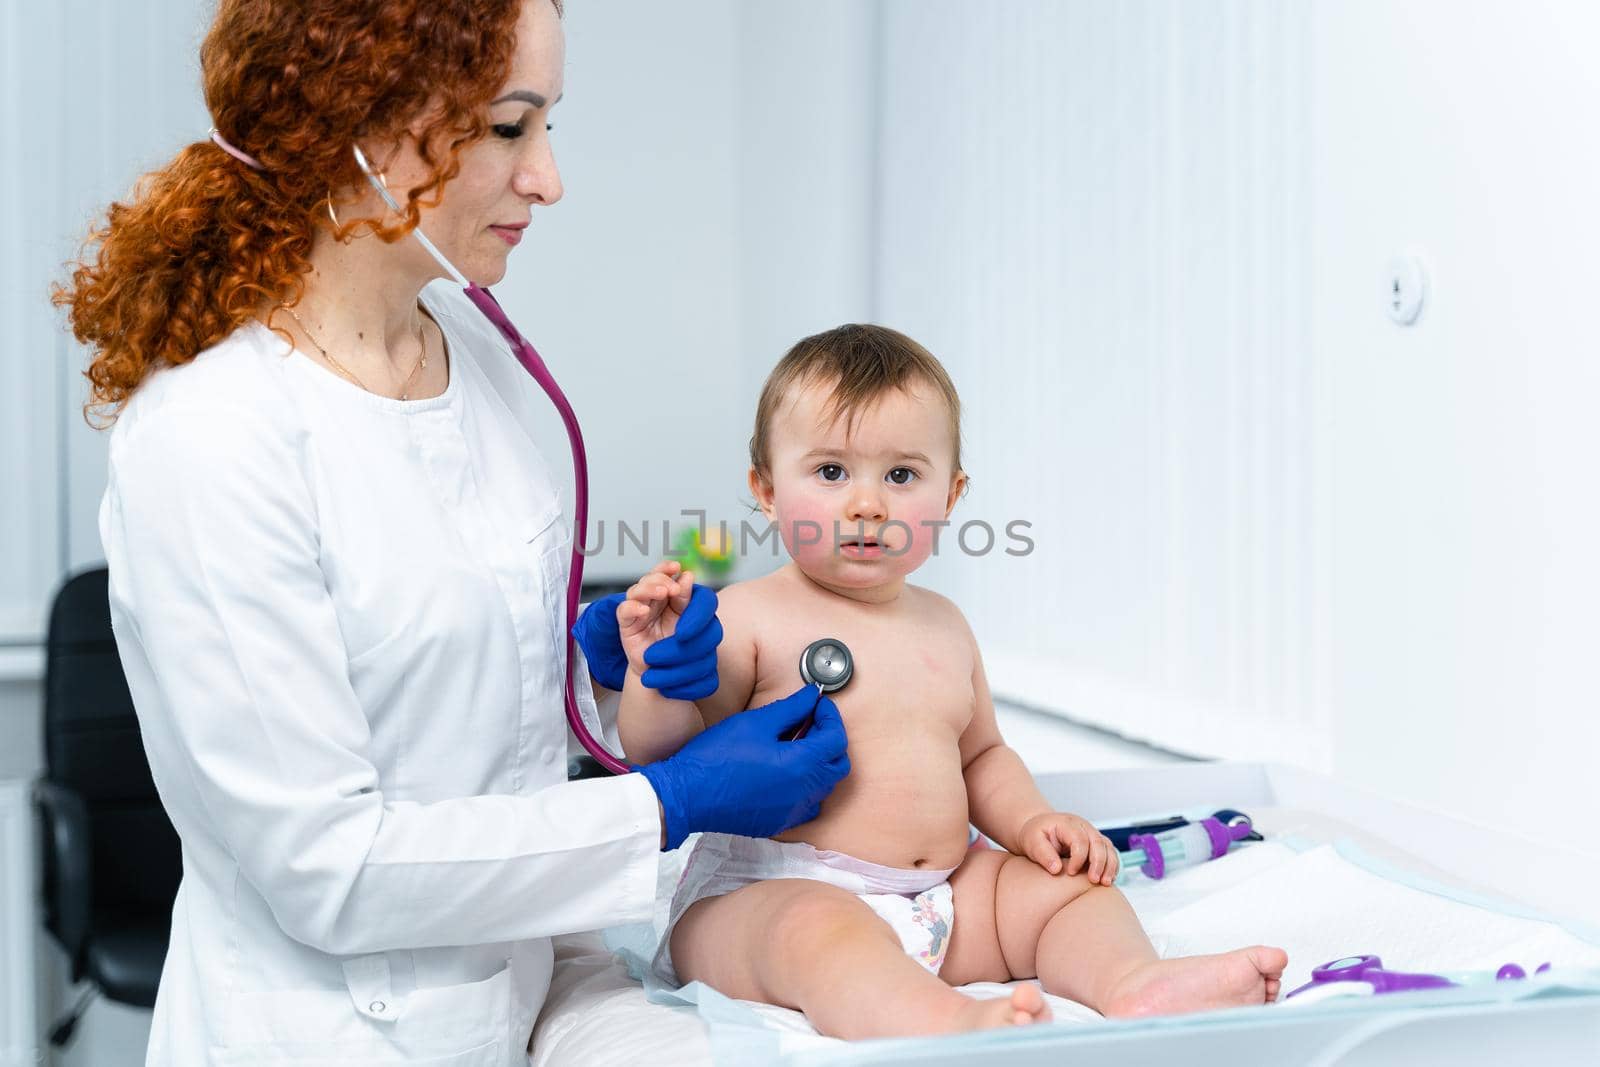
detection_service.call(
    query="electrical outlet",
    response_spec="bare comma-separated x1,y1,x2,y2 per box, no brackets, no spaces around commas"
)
1384,255,1428,325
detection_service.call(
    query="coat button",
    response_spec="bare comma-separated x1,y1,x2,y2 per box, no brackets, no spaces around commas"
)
540,746,558,764
369,1000,387,1014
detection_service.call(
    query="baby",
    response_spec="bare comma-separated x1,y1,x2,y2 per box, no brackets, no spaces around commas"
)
615,324,1286,1039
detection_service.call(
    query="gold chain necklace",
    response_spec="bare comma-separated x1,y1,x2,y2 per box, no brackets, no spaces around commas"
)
282,304,429,401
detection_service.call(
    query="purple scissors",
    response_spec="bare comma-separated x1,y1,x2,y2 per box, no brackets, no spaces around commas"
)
1286,954,1551,1003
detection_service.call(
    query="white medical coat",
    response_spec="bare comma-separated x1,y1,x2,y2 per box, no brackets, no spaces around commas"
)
98,280,661,1065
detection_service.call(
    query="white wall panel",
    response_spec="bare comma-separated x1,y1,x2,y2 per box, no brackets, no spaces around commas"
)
3,0,210,647
875,1,1323,767
2,0,67,645
506,0,746,581
1311,0,1600,846
874,0,1600,851
731,1,879,577
60,1,213,574
0,781,37,1067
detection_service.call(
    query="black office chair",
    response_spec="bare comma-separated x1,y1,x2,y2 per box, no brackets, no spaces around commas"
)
35,567,181,1045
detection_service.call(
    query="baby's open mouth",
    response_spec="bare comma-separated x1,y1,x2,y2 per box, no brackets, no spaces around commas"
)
839,538,884,556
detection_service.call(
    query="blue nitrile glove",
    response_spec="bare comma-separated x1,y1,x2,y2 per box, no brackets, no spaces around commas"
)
571,593,628,690
638,685,850,850
571,585,723,700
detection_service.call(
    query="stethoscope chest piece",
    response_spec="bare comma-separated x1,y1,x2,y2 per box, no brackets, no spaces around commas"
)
800,638,854,693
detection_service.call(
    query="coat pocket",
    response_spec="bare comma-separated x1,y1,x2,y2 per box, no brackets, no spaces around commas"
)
213,1041,502,1067
220,960,514,1065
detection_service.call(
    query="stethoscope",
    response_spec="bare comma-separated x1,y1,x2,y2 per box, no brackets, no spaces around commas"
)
352,146,621,771
355,146,856,771
799,638,853,692
785,638,855,740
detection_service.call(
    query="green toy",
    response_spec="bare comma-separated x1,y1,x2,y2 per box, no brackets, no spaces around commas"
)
669,523,736,584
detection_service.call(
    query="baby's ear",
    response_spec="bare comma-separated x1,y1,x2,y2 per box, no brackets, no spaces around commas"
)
944,470,969,516
747,467,778,520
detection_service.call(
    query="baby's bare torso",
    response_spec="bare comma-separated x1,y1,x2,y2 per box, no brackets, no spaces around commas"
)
720,566,977,871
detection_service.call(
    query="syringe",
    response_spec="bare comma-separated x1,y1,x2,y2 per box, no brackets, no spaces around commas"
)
1114,816,1254,884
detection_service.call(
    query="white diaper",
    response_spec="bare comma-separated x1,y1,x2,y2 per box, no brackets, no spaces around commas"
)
652,833,958,987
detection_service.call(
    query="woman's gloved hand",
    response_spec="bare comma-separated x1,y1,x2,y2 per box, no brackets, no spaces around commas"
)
638,686,850,850
571,571,722,699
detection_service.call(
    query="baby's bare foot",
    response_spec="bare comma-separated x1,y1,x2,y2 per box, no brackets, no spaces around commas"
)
1103,946,1287,1018
952,983,1052,1031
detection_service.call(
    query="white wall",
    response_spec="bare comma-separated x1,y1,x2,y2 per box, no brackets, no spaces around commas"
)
871,0,1600,852
1310,0,1600,844
874,0,1324,768
734,1,878,554
510,0,748,580
515,0,877,583
5,0,217,659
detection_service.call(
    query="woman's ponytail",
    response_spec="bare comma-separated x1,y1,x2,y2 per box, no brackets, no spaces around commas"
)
53,138,314,425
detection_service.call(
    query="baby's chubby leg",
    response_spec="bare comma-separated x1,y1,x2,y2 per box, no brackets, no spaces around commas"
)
942,848,1286,1016
670,878,1049,1039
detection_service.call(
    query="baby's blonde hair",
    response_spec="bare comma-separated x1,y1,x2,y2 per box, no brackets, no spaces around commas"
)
749,324,963,481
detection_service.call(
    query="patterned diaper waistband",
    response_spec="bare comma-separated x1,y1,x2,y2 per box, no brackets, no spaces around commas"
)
693,833,957,896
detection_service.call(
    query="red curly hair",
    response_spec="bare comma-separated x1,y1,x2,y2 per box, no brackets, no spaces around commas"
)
54,0,557,425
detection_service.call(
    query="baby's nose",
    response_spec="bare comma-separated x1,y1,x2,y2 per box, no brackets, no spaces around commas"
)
845,490,887,523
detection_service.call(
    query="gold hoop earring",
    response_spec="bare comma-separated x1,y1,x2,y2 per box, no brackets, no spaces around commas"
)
326,190,342,231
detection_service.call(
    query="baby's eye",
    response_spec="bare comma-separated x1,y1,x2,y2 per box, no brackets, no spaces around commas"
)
492,122,525,140
817,463,847,483
887,467,918,485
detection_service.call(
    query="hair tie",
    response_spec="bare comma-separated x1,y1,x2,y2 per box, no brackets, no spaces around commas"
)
209,128,265,171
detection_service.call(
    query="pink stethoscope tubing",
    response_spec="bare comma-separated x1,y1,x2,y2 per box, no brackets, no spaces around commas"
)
353,147,632,774
463,285,631,773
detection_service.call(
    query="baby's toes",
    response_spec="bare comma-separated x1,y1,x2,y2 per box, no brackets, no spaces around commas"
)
1251,946,1289,980
1010,983,1051,1025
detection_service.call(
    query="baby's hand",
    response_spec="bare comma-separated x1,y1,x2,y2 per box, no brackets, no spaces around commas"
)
616,561,695,676
1018,812,1119,886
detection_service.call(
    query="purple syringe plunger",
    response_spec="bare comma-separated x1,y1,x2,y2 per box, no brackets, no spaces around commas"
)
1123,817,1255,882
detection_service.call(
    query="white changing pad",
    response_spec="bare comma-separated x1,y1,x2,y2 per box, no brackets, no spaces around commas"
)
530,810,1600,1066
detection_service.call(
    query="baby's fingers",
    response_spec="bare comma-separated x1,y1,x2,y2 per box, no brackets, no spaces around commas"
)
1101,845,1121,886
1063,827,1092,876
1087,836,1110,883
668,572,694,615
1025,832,1064,875
628,573,673,604
616,599,651,632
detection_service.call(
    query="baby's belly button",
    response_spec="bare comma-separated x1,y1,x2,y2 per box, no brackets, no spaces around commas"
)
817,802,966,864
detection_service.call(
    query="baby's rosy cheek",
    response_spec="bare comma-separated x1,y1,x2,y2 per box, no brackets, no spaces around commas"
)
891,502,953,558
773,498,837,560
